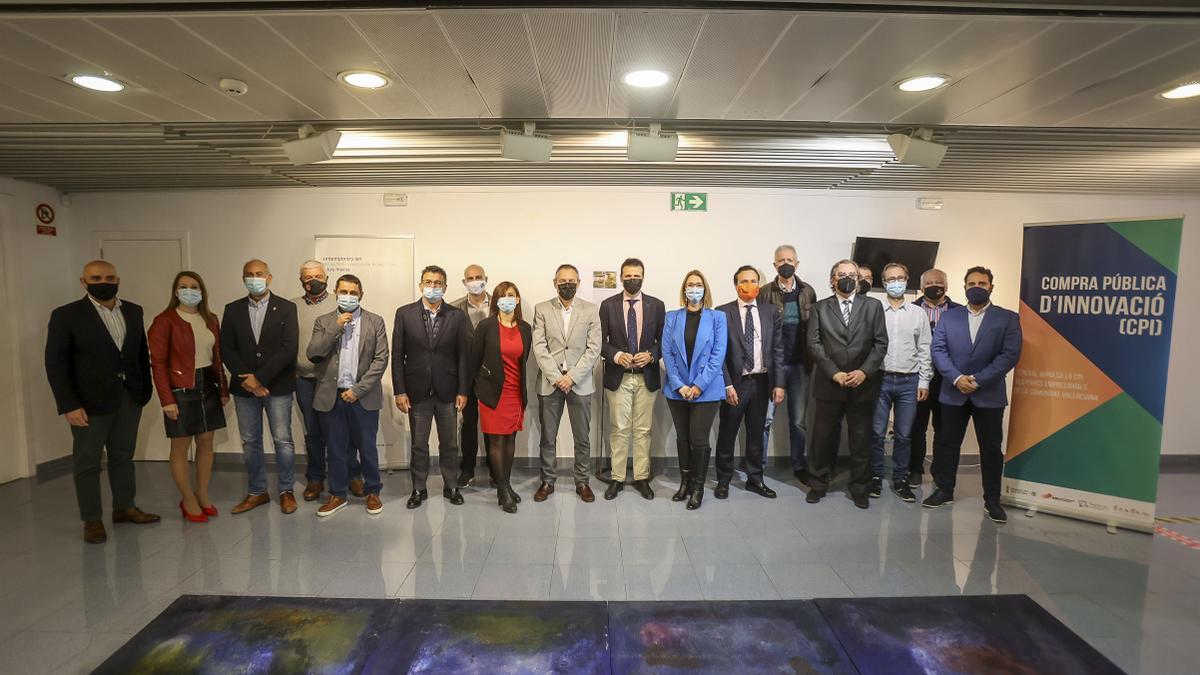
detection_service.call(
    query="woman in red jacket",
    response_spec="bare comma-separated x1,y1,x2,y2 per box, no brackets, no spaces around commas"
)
148,271,229,522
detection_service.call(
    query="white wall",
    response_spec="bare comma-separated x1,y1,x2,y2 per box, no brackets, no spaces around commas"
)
7,184,1194,474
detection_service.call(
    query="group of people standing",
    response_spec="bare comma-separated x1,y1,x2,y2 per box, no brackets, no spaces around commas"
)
46,244,1021,544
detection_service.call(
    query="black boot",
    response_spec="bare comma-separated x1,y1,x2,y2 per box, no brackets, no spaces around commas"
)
672,471,692,502
686,479,704,510
497,481,518,514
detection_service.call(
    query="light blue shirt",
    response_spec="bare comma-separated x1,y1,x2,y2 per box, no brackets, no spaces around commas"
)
337,309,362,389
248,292,270,343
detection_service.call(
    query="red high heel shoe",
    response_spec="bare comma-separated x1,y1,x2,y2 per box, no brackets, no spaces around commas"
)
200,504,218,517
180,500,208,523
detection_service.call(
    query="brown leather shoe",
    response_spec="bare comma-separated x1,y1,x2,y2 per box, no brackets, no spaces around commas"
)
533,483,554,502
83,520,107,544
349,479,366,498
112,507,161,524
317,494,347,518
365,493,383,515
280,491,298,514
302,481,323,502
231,493,270,514
576,484,595,503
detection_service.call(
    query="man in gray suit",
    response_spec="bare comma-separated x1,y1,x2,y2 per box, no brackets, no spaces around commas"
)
449,263,491,488
307,274,390,518
531,264,603,503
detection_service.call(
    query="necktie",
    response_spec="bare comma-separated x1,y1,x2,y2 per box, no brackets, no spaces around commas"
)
842,299,852,325
743,304,756,373
626,299,639,357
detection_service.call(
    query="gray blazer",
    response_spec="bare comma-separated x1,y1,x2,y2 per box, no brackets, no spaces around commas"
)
531,296,602,396
307,308,390,412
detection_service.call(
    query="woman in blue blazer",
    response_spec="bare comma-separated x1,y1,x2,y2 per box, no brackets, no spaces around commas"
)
662,270,728,510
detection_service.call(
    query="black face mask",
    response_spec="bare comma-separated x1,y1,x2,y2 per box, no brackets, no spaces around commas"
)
304,279,328,296
87,282,119,301
557,283,578,301
836,277,857,295
623,278,643,295
966,286,992,306
923,285,946,301
777,263,796,279
858,279,872,295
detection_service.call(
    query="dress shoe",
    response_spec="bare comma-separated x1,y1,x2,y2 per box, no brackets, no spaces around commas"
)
112,507,161,524
713,482,730,500
921,488,955,509
497,482,518,514
83,520,107,544
507,484,522,504
231,493,270,515
793,469,811,487
443,487,464,505
457,469,474,489
984,501,1008,524
349,479,366,498
869,475,883,498
303,481,323,502
604,481,623,500
317,494,347,518
279,491,298,514
179,500,208,523
907,471,923,488
200,503,218,517
366,493,383,515
852,493,870,510
406,489,428,509
633,480,655,500
686,483,704,511
891,481,917,503
576,483,595,503
806,490,825,504
672,471,692,502
745,481,777,499
534,483,555,502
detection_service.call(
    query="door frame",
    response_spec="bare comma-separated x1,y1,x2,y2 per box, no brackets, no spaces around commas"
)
94,230,191,267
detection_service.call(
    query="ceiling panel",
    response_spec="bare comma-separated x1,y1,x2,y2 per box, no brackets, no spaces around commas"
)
526,11,612,118
437,11,547,118
670,12,791,119
0,79,101,121
608,11,705,118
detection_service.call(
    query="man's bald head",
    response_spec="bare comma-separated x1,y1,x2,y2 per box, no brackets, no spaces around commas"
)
81,260,118,283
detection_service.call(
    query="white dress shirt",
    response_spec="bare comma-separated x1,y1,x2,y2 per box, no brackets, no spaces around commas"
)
89,296,126,349
968,302,990,344
736,298,766,375
882,300,933,389
248,292,270,343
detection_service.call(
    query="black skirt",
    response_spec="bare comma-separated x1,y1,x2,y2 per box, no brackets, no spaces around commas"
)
164,368,226,438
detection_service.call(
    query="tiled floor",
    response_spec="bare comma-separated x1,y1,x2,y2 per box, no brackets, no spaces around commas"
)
2,463,1198,674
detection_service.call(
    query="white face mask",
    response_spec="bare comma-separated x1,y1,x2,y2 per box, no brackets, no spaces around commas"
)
465,279,486,295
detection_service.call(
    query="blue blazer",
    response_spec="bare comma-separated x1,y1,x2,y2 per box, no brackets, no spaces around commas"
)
931,304,1023,408
662,308,728,402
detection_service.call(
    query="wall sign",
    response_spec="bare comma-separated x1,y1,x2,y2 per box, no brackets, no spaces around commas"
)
670,192,707,211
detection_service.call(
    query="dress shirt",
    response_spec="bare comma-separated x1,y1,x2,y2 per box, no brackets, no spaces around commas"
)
736,298,766,376
882,300,933,389
89,295,126,349
337,309,362,389
968,302,990,344
248,292,270,343
558,298,574,372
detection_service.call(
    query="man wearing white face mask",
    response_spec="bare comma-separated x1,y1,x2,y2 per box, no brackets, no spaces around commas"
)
869,262,932,503
450,264,490,488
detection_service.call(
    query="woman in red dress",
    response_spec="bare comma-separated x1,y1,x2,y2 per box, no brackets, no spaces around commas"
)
468,281,532,513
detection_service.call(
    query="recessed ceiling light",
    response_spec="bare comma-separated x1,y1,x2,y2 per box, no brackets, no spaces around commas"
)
1160,82,1200,100
896,74,950,93
338,71,389,89
70,74,124,92
623,70,670,88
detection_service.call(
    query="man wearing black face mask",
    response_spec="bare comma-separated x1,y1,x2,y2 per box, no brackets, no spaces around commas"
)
857,264,875,296
531,264,603,503
907,268,961,488
46,260,160,543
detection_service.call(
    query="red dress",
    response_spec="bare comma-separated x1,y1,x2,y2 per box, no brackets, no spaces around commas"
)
479,323,525,434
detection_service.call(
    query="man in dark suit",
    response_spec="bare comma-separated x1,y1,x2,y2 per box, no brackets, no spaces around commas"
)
221,259,299,515
714,265,786,499
45,260,160,543
924,266,1022,524
806,259,889,509
599,258,665,501
392,264,470,508
908,267,962,487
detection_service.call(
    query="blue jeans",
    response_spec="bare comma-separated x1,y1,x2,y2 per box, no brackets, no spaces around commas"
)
295,377,360,484
764,363,810,470
871,373,919,482
234,394,296,496
319,396,382,498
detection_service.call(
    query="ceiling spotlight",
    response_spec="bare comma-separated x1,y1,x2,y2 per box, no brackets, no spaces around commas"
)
896,74,950,93
70,74,124,92
1160,82,1200,100
623,70,670,88
338,70,389,90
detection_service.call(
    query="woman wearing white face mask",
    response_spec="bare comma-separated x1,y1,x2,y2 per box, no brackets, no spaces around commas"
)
148,271,229,523
467,281,532,513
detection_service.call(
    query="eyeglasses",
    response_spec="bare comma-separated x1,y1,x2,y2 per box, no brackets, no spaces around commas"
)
421,280,446,288
883,276,908,284
834,272,859,280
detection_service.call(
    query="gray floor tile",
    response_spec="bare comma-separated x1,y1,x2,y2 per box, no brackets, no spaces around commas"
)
624,564,703,601
485,536,558,564
682,536,760,565
416,535,495,564
319,562,414,599
620,537,691,566
555,537,623,567
762,563,854,599
394,563,483,599
472,563,553,600
693,563,780,601
549,564,627,601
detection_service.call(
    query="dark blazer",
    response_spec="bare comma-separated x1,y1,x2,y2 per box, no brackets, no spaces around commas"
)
468,316,533,410
807,294,889,402
931,304,1022,409
45,296,152,415
719,300,786,390
599,293,666,392
760,277,818,370
220,293,299,397
391,300,470,404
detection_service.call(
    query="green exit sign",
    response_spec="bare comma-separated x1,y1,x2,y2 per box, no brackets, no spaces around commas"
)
671,192,707,211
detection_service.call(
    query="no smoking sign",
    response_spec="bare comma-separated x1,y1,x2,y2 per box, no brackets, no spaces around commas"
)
35,203,57,236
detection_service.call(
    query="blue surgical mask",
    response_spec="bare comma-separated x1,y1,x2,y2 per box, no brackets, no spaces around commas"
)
244,277,268,295
337,294,359,312
885,281,907,298
176,288,202,307
423,286,445,302
685,287,705,303
496,297,518,314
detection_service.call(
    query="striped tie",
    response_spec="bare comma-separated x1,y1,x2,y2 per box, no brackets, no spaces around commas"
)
841,299,852,325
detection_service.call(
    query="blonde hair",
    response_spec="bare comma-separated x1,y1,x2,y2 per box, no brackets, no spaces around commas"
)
678,270,712,309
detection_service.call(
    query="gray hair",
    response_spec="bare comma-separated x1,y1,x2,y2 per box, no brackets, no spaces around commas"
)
773,244,797,260
299,259,325,273
829,259,858,278
920,267,947,285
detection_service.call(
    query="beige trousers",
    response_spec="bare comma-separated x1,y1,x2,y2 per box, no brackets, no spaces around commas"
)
607,372,655,481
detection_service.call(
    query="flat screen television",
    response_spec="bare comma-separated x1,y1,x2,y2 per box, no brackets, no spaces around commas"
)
851,237,940,292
